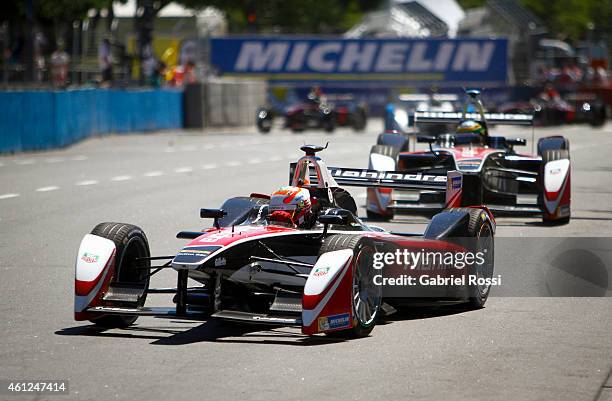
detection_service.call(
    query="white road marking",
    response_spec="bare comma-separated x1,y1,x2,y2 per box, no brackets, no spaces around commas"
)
248,158,262,164
202,164,217,170
269,156,282,162
111,175,132,182
226,161,243,167
45,157,65,163
16,159,35,165
0,193,19,200
36,186,59,192
71,155,87,161
174,167,194,173
76,180,99,186
144,171,163,177
164,148,176,153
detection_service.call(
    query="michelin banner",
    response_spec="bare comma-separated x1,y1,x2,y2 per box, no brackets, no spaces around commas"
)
210,37,508,86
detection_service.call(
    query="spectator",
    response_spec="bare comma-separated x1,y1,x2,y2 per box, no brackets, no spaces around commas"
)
98,38,113,86
50,40,70,87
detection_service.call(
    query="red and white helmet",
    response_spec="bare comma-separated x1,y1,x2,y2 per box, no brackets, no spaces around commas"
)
269,186,312,227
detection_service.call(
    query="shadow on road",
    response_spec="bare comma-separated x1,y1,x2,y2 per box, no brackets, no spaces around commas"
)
56,305,474,346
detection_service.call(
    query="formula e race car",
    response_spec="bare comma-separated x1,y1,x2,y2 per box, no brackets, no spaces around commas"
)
499,92,606,127
256,92,367,133
367,90,571,225
74,145,494,339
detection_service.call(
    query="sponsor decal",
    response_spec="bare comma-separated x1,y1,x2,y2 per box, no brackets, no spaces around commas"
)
210,38,508,84
313,266,330,277
550,168,562,175
331,168,447,183
456,159,482,170
215,257,226,267
80,252,99,264
318,313,351,332
449,175,462,190
178,250,211,257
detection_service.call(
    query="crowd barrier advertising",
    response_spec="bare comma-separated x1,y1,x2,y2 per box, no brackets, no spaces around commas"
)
210,37,508,86
0,89,183,153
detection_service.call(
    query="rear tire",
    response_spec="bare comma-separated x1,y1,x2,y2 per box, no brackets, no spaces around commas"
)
89,222,151,328
542,149,570,162
446,208,494,309
319,235,381,338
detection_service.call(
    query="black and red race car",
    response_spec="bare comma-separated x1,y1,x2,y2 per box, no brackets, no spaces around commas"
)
367,90,571,225
74,145,494,339
498,92,606,127
256,92,367,133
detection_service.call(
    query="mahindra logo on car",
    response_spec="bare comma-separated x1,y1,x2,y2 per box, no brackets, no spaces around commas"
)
331,169,447,182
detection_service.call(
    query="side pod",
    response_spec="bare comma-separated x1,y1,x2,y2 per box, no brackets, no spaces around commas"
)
302,249,354,335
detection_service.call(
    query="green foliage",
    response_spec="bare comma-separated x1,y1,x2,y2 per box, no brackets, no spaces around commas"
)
174,0,383,33
459,0,611,40
456,0,486,9
522,0,596,40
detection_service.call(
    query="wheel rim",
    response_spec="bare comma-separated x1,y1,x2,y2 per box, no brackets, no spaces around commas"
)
117,236,149,286
475,223,494,297
352,245,381,327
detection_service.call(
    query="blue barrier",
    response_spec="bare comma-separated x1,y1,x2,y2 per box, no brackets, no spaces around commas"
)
0,88,183,153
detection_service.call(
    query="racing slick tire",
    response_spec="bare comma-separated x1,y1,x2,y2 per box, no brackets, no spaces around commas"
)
376,133,409,152
318,235,382,338
537,136,569,156
256,108,272,133
88,222,151,328
446,208,495,309
541,149,571,225
352,108,367,132
323,117,336,133
370,144,399,161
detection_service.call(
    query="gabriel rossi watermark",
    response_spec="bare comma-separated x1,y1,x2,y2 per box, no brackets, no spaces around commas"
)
371,248,501,288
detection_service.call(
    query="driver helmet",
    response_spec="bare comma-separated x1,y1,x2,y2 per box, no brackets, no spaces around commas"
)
457,120,485,136
269,186,312,227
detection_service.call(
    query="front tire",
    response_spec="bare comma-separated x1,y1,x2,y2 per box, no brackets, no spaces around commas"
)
319,235,382,338
88,222,151,328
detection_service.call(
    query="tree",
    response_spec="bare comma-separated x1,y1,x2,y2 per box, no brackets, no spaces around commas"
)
174,0,383,33
458,0,611,41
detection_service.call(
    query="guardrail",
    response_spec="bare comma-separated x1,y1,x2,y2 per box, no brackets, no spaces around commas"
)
0,88,183,153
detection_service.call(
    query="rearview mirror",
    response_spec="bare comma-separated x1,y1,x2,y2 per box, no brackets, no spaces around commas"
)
200,208,227,229
506,138,526,147
200,208,226,219
318,214,348,226
417,135,436,143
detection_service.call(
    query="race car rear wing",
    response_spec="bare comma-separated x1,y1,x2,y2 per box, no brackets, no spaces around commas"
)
414,111,534,126
289,163,447,191
328,166,446,191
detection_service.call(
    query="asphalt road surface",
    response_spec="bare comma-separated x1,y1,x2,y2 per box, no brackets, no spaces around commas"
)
1,121,611,401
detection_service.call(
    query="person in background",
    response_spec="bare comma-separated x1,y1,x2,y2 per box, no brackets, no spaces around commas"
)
98,38,113,86
50,40,70,87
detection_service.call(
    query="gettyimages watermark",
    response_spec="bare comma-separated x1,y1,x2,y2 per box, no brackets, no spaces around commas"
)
366,237,612,298
370,246,500,293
